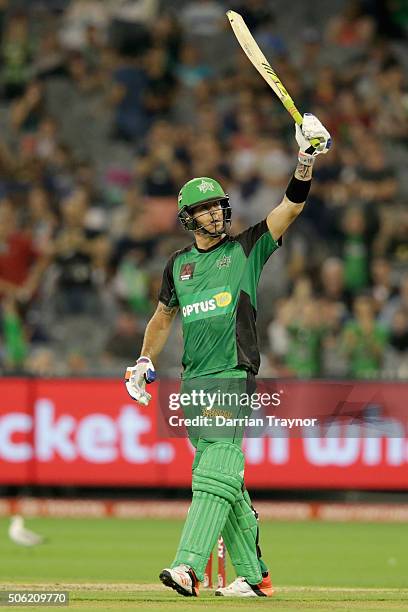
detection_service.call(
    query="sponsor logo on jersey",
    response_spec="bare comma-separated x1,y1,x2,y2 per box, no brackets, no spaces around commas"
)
213,291,232,307
180,287,233,322
216,255,231,269
180,262,196,281
197,179,215,194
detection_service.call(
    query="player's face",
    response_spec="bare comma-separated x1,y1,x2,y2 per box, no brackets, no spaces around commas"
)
192,201,223,233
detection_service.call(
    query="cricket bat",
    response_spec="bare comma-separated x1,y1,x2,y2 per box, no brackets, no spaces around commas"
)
226,10,320,149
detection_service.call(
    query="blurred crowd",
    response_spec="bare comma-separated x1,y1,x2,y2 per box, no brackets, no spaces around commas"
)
0,0,407,379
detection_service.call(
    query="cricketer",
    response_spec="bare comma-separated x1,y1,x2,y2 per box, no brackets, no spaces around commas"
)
125,114,331,597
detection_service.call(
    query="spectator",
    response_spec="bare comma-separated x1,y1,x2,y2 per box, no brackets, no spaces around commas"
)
33,116,60,161
25,346,61,376
180,0,224,38
33,30,66,79
326,0,376,49
370,257,398,314
110,52,149,141
340,207,369,294
319,258,352,313
383,309,408,379
0,2,405,380
266,298,291,375
284,299,326,379
11,80,46,134
342,294,388,378
380,274,408,328
135,132,185,197
144,46,175,120
112,245,151,316
0,199,49,303
320,299,348,378
150,13,181,67
376,209,408,273
44,143,77,198
26,186,57,250
50,190,98,315
175,43,212,91
355,143,397,205
1,12,32,99
102,307,144,367
1,297,27,370
60,0,110,51
67,51,97,93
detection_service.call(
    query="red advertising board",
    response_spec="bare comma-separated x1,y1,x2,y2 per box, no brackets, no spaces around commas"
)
0,379,407,489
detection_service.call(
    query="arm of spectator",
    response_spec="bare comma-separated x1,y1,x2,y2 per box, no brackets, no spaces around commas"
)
341,325,358,355
360,323,388,358
16,253,51,303
52,229,93,257
11,98,31,131
11,83,42,131
0,278,19,297
372,214,395,256
0,140,17,176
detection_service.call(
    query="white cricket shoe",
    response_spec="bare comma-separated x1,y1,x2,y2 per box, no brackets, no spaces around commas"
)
215,573,274,597
159,564,200,597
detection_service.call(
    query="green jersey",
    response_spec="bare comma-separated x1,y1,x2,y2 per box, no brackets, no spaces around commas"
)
159,219,280,379
343,321,389,379
285,324,325,378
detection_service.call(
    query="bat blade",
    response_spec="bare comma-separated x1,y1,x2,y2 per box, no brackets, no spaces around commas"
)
226,10,303,126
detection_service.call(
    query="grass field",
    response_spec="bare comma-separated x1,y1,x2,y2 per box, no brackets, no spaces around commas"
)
1,517,407,610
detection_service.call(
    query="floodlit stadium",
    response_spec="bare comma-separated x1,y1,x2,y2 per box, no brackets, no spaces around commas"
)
0,0,407,609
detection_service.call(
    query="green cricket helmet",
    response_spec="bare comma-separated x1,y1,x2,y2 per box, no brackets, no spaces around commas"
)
177,177,231,237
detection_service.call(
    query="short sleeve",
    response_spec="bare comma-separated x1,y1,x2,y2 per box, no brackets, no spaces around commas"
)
235,219,280,265
158,254,179,307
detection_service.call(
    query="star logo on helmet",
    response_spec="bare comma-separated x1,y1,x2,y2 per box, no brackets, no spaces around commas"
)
197,179,215,194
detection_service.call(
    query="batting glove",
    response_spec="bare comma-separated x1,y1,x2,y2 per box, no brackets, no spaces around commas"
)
296,113,332,166
125,356,156,406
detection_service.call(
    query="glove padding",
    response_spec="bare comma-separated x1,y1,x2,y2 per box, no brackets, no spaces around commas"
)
296,113,331,165
125,356,156,406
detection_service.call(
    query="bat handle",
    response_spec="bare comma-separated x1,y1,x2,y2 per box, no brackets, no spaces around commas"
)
293,110,321,150
305,136,322,154
299,121,322,152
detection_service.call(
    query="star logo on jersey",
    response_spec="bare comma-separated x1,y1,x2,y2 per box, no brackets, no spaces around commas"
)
216,255,231,269
197,179,215,194
180,262,196,281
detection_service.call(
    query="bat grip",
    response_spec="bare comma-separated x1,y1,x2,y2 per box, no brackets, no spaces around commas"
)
299,125,321,151
305,142,319,154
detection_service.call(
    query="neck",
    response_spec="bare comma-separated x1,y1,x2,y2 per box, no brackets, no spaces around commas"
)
194,231,225,251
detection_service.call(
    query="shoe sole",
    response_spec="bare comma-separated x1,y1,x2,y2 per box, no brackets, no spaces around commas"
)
159,570,196,597
215,588,273,597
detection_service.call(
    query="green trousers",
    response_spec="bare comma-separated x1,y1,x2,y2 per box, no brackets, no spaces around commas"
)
171,369,268,582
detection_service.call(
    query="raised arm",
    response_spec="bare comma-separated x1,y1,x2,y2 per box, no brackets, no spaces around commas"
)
267,114,331,242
